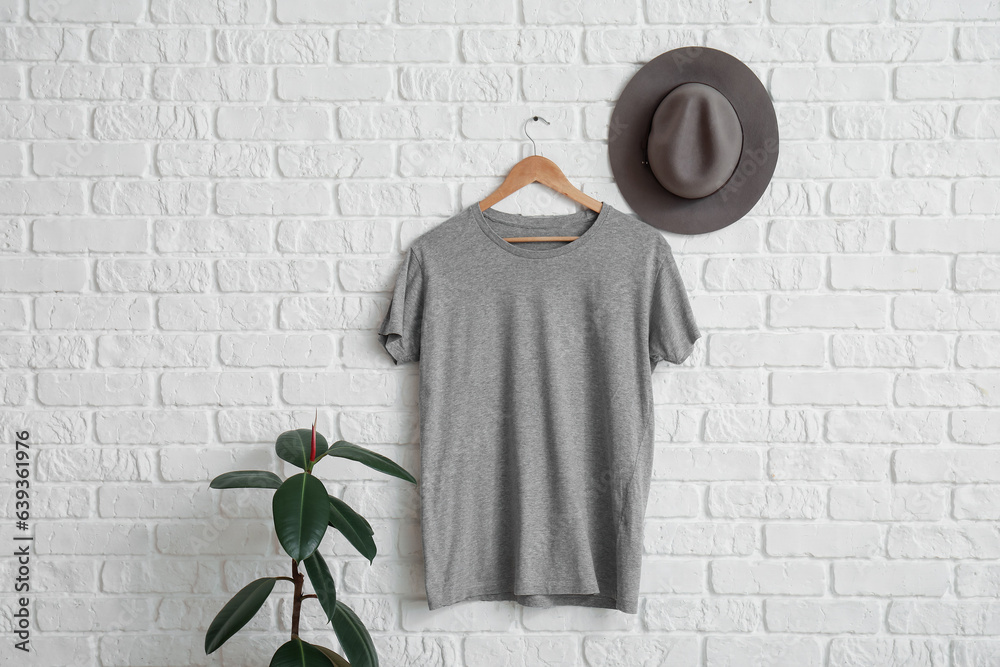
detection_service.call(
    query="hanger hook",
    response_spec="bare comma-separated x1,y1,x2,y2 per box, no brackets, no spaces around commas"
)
523,115,550,156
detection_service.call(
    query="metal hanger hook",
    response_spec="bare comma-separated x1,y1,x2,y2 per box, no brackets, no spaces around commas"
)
523,115,550,156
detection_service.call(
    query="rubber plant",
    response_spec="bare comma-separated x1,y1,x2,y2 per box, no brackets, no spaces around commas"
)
204,411,417,666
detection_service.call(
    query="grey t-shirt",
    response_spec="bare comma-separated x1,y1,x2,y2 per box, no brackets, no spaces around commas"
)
378,202,700,614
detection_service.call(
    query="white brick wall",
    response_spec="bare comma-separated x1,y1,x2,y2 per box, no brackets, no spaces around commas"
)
1,0,1000,665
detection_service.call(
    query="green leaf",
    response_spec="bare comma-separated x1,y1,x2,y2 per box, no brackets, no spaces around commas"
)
330,496,373,536
303,550,337,624
276,428,330,470
315,646,352,667
332,601,378,667
328,495,377,563
205,577,277,655
270,639,335,667
317,441,416,484
272,473,329,561
210,470,283,490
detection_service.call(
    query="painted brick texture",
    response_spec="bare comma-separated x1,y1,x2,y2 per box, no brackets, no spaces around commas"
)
1,1,1000,666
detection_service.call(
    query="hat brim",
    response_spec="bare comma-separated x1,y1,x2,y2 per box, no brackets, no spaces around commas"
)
609,47,779,235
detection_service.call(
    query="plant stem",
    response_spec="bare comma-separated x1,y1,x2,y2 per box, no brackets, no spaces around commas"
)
290,559,304,639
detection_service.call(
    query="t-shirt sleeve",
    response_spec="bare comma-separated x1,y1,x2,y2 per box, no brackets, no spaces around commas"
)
649,245,700,368
377,247,425,365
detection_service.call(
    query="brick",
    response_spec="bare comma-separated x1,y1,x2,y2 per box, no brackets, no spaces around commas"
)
96,410,209,444
708,333,824,367
522,66,631,102
897,65,1000,99
830,27,949,61
957,334,1000,367
896,373,1000,407
151,0,268,24
396,0,511,24
834,561,949,596
468,635,578,667
342,104,452,140
278,143,392,178
652,447,760,481
896,449,1000,483
217,106,330,140
957,256,1000,291
770,0,883,22
831,334,949,368
644,598,761,632
768,218,887,252
33,141,148,176
96,259,210,292
889,601,1000,635
894,294,1000,331
830,485,946,521
709,484,824,519
772,67,886,101
277,220,393,254
770,447,889,482
91,27,209,62
0,181,86,214
0,258,87,291
220,334,334,367
772,371,890,406
895,218,1000,252
31,65,144,99
400,599,516,631
278,66,391,101
770,295,887,329
152,66,267,101
650,0,761,23
0,104,86,139
767,599,880,634
95,104,211,139
28,0,143,22
35,296,151,330
653,370,766,404
956,103,1000,138
217,28,331,63
160,371,274,406
340,28,451,62
37,372,150,406
829,639,947,667
216,182,331,216
827,409,945,444
953,411,1000,444
705,409,821,443
831,256,948,290
711,560,825,595
708,637,822,667
765,523,881,557
829,181,948,215
157,142,270,177
155,219,272,253
645,523,757,556
832,104,949,140
34,218,147,252
468,29,577,63
896,0,1000,21
888,525,1000,559
704,257,822,290
93,181,210,215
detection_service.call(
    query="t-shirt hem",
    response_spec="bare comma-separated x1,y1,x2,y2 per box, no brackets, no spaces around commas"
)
378,333,418,365
426,585,638,614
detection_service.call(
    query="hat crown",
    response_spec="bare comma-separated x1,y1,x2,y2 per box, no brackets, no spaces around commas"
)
646,82,743,200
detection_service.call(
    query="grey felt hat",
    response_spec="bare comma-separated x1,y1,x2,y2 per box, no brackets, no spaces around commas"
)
609,47,779,235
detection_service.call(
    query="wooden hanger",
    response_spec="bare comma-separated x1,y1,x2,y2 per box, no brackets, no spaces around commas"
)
479,116,603,243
